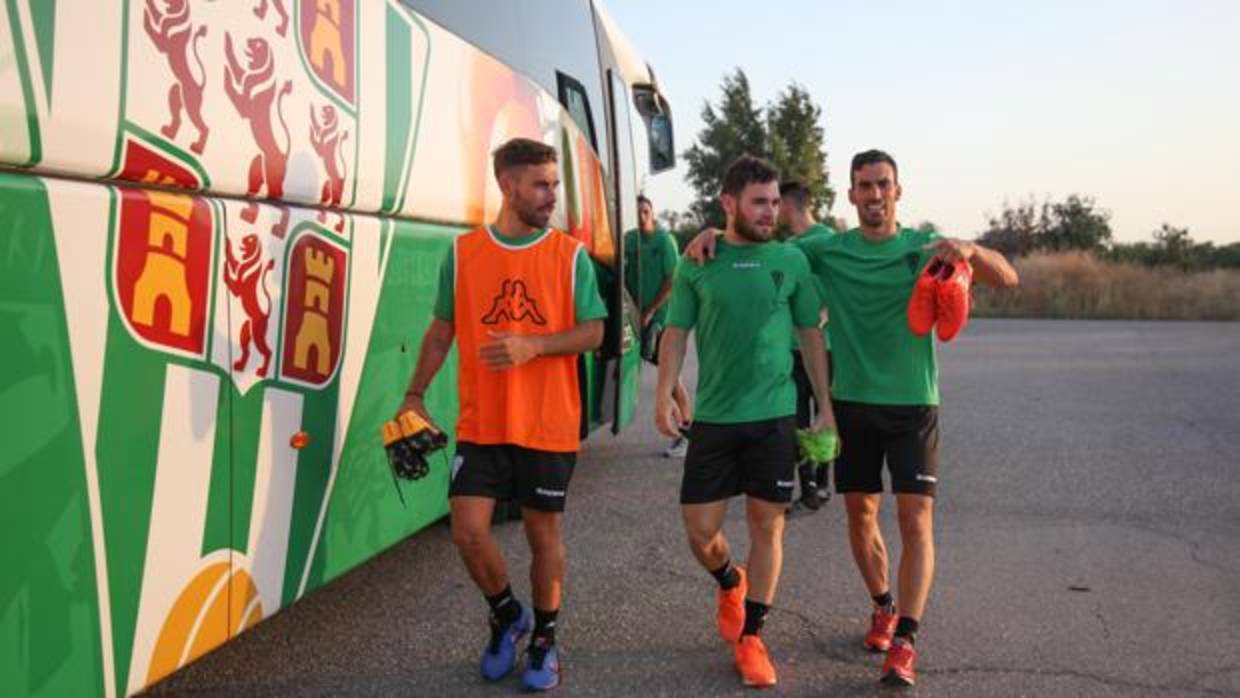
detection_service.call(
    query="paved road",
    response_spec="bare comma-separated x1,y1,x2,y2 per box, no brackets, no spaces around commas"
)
149,320,1240,697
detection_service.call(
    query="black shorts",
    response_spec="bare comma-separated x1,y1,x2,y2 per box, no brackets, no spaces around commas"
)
791,349,833,429
680,417,798,504
833,402,939,497
449,442,576,512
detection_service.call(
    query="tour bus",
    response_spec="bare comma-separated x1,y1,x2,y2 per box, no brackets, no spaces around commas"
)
0,1,674,695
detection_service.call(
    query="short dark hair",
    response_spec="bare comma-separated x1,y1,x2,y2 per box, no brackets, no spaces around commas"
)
493,137,557,179
850,149,898,185
779,180,811,211
637,194,652,208
721,154,779,197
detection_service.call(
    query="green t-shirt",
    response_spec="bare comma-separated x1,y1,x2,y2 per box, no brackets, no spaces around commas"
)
623,228,679,324
666,240,821,423
796,227,942,406
789,223,834,351
433,226,608,323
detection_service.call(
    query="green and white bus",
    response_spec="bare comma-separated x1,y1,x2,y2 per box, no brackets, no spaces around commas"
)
0,2,674,695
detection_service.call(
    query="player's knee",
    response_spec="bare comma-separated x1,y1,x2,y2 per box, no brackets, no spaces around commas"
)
523,513,564,555
451,524,490,554
685,525,720,554
847,502,880,529
526,530,564,558
746,510,784,541
896,503,933,541
529,538,565,562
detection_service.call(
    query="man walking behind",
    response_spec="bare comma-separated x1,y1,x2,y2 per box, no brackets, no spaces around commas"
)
623,194,689,457
778,180,835,512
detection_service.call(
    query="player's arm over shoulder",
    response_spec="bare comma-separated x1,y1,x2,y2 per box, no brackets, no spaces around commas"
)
783,243,814,278
784,246,822,326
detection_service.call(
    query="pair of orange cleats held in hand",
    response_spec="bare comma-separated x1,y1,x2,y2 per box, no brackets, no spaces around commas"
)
908,256,973,341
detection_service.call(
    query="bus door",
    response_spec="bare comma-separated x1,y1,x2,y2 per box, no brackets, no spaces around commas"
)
606,69,642,433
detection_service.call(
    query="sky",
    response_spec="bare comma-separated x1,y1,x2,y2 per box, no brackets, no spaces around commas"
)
608,0,1240,244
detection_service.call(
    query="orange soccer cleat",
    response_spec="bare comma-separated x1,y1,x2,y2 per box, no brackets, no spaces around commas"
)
863,606,898,652
717,566,747,644
734,634,777,687
935,259,973,341
907,257,945,337
880,638,917,686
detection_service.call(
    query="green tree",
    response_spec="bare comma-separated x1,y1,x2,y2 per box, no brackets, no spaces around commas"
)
1209,242,1240,268
767,83,834,220
682,69,835,229
1152,223,1194,268
657,210,701,249
1043,194,1112,251
977,198,1048,257
682,69,767,227
1107,223,1240,270
979,194,1111,256
656,209,684,232
1107,241,1155,266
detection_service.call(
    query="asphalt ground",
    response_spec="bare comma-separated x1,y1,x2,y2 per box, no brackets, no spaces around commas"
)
148,319,1240,697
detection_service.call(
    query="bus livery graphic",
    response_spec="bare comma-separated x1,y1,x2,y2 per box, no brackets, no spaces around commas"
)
2,1,669,696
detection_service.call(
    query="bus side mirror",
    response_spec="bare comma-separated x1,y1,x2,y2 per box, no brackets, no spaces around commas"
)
647,113,674,173
634,86,674,173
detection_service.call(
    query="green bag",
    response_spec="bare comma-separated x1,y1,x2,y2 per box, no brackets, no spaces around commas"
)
796,427,840,464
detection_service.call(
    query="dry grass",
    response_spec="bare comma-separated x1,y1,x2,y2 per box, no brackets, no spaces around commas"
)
972,251,1240,320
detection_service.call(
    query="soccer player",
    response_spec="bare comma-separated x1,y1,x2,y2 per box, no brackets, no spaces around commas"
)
656,155,835,688
623,194,691,457
778,180,835,512
396,138,608,692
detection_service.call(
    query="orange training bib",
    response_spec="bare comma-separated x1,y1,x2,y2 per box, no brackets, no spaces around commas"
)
453,226,585,452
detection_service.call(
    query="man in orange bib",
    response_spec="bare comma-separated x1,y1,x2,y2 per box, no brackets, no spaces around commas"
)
397,138,607,692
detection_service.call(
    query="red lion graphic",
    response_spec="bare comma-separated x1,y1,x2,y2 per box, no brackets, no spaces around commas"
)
143,0,209,155
224,234,275,377
253,0,288,37
224,33,291,238
310,103,348,233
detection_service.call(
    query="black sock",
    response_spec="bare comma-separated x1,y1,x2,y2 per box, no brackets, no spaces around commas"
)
741,599,770,637
532,608,559,645
894,616,919,645
485,585,522,627
798,463,818,491
709,560,741,590
872,591,894,613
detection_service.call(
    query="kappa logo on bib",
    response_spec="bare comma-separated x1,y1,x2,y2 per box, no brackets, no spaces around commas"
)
482,278,547,325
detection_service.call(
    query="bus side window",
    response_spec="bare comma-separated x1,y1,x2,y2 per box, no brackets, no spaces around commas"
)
557,72,598,152
400,1,523,65
403,0,610,169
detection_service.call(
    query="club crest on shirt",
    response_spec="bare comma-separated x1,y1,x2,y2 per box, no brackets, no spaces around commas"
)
905,252,922,275
770,270,785,294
